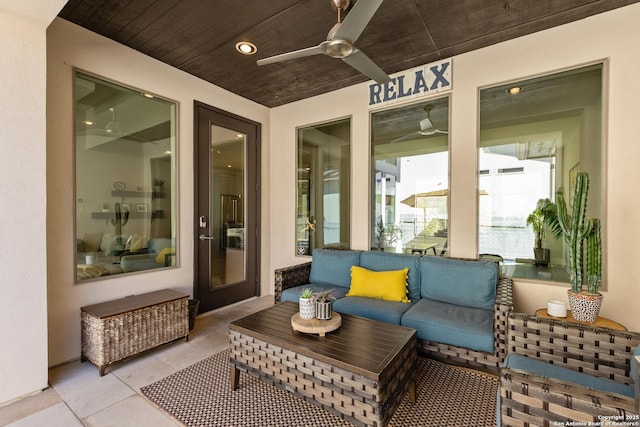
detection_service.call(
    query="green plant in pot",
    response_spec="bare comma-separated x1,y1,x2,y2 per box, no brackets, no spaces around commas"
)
313,289,335,320
526,198,560,266
556,171,603,323
375,220,402,252
299,288,315,320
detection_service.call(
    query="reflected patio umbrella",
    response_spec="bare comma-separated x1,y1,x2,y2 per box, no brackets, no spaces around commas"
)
400,188,488,207
400,188,488,230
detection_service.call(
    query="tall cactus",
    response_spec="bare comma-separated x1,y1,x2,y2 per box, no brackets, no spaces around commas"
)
110,202,129,237
556,171,601,293
586,217,602,294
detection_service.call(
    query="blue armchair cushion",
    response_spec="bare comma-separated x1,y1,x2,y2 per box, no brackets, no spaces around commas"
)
359,251,421,301
420,256,498,310
505,354,634,398
632,345,640,380
333,296,414,325
308,249,361,289
401,298,494,353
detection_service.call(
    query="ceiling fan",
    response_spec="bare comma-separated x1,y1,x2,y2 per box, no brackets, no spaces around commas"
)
257,0,390,84
390,104,448,143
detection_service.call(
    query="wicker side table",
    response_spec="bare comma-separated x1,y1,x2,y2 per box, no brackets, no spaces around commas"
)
81,289,189,376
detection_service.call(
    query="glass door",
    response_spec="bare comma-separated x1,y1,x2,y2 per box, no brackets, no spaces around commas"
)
195,102,259,312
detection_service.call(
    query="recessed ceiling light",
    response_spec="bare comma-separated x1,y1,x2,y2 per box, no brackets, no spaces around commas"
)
83,120,94,126
143,93,154,98
235,41,257,55
507,86,522,95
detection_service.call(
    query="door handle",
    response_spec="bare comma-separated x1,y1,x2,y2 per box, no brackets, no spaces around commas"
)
199,234,214,241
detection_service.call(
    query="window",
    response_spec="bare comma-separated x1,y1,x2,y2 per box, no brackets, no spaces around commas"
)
74,71,177,282
478,64,604,283
371,98,450,255
296,118,351,255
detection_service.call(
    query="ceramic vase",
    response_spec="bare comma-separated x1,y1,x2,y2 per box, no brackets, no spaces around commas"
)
567,290,603,323
299,297,315,320
315,301,332,320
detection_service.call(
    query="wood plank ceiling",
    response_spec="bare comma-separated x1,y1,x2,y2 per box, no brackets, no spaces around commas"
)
59,0,638,108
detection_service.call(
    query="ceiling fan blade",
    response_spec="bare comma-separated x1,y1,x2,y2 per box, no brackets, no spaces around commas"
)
335,0,384,43
390,132,421,144
342,49,390,83
257,42,327,66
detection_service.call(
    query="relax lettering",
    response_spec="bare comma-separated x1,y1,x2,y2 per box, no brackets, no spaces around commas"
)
369,61,451,106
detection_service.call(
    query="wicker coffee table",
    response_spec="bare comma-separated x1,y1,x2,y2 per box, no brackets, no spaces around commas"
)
229,302,417,427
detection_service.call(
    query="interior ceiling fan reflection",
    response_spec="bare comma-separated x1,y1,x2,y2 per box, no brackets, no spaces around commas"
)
256,0,391,84
390,104,448,143
88,107,122,137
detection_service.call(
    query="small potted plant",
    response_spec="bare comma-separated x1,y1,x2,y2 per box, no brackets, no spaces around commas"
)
526,198,560,266
375,220,402,252
314,289,336,320
299,288,315,320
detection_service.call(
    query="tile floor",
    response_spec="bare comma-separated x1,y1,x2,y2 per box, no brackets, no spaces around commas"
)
0,296,274,427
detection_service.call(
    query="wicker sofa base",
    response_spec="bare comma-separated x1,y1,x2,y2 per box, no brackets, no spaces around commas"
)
229,329,416,427
81,289,189,376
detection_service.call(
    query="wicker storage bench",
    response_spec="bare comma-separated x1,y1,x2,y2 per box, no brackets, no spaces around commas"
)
81,289,189,376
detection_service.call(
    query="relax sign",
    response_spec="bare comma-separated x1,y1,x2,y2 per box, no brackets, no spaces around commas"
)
368,58,452,108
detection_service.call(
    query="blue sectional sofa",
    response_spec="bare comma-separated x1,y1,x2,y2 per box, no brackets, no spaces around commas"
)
275,249,514,371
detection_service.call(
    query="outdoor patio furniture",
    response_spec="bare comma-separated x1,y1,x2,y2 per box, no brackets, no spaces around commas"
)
499,312,640,426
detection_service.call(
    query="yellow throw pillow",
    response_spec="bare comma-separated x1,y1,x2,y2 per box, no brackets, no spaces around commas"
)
155,247,175,264
347,266,410,303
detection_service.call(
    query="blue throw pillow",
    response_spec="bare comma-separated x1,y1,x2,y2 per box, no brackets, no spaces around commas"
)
420,256,498,310
309,249,361,288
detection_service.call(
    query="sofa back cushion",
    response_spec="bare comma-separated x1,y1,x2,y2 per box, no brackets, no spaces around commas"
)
420,256,498,310
309,249,361,288
359,251,421,301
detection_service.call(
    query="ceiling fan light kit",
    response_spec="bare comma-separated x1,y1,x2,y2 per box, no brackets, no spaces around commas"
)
257,0,390,84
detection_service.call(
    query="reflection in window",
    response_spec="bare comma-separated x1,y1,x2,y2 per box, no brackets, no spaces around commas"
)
371,98,449,256
74,71,177,282
296,118,351,256
478,64,603,283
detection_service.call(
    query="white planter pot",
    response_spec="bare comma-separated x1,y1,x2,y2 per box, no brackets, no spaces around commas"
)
299,297,315,320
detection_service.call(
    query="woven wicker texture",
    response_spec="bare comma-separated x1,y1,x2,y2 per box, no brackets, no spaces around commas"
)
500,313,640,426
81,296,188,375
230,329,416,427
274,260,514,371
141,349,499,427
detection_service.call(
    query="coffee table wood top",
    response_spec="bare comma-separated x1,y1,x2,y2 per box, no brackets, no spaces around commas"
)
229,302,416,380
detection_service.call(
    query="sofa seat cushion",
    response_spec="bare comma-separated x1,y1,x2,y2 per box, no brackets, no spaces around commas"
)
401,298,494,353
308,249,361,289
505,354,634,398
280,284,349,304
333,296,414,325
359,252,421,301
420,256,498,310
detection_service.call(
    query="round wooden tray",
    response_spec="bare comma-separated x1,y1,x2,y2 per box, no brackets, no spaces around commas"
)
291,312,342,337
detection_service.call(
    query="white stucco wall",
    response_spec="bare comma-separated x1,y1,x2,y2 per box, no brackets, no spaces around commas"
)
0,0,67,406
46,18,271,367
269,4,640,331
